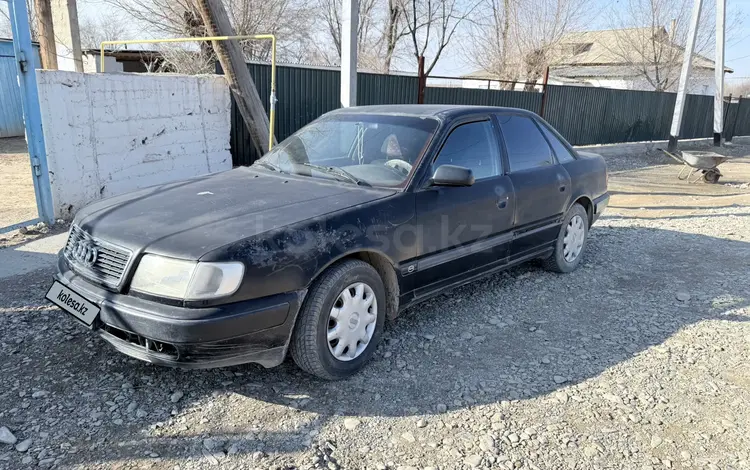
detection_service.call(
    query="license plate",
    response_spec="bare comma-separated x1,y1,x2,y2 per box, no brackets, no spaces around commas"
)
45,281,100,326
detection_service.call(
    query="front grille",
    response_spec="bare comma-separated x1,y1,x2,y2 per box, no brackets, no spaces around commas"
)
64,225,132,288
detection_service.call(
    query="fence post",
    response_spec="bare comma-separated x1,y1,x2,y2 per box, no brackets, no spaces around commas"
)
417,55,426,104
539,66,550,118
728,95,742,141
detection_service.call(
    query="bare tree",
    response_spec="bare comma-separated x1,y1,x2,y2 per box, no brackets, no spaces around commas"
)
102,0,196,37
726,79,750,97
103,0,314,64
468,0,515,85
604,0,740,92
313,0,409,72
318,0,375,58
382,0,409,72
151,45,216,74
469,0,591,88
79,12,129,50
0,0,38,39
224,0,315,62
513,0,591,87
398,0,478,76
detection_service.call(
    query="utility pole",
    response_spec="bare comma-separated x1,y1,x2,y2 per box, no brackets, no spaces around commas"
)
50,0,83,72
340,0,358,107
35,0,58,69
714,0,726,146
668,0,703,152
194,0,273,155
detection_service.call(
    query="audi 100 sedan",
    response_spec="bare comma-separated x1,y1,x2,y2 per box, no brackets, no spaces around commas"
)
46,105,609,380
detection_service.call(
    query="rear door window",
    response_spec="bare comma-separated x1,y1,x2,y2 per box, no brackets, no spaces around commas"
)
497,114,555,172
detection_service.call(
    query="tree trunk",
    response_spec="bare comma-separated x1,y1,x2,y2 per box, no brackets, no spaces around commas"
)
383,0,399,73
194,0,273,155
35,0,58,69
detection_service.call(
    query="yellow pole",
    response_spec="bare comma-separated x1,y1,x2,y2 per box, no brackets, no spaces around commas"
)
99,35,277,149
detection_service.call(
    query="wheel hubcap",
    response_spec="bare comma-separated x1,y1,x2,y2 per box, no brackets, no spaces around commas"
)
563,215,585,262
327,282,377,361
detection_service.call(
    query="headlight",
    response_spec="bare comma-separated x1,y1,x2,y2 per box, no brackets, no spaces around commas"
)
130,254,244,300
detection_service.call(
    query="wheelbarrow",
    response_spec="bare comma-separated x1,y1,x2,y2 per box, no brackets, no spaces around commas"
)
659,149,730,184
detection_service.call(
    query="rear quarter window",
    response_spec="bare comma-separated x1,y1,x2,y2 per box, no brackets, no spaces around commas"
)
497,114,555,172
539,122,577,163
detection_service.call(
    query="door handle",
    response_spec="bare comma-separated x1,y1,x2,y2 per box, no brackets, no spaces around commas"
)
559,185,566,192
497,196,508,209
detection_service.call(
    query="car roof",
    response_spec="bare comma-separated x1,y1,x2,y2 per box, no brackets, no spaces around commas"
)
327,104,536,120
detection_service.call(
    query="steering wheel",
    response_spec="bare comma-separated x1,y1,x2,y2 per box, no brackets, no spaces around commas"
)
385,159,413,176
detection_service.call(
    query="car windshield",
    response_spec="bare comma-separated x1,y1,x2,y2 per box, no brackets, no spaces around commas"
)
253,113,438,187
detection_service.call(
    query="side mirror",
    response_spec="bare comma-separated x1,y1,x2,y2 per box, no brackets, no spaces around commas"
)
431,164,475,187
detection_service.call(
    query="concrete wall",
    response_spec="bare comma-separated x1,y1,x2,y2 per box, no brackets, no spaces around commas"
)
37,70,232,219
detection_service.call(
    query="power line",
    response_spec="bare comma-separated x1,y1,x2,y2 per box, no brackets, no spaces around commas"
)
728,52,750,61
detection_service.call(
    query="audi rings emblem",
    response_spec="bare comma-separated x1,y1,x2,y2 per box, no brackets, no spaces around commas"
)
71,240,98,267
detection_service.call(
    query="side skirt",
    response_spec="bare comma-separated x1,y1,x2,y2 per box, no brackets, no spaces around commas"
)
398,247,553,312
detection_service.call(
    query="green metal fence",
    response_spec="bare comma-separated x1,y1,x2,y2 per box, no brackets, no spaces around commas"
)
725,97,750,139
224,62,746,166
424,86,542,113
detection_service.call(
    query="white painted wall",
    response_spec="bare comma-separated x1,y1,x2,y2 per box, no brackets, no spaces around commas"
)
460,77,582,91
588,71,714,95
81,53,123,73
461,69,716,95
37,70,232,220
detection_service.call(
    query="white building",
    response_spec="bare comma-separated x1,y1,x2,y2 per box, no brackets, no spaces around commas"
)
463,27,732,96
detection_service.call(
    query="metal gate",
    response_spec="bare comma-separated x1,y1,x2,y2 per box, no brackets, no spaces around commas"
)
0,0,54,230
0,40,40,138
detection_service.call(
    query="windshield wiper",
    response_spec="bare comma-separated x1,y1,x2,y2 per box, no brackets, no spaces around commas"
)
253,161,287,173
299,163,371,187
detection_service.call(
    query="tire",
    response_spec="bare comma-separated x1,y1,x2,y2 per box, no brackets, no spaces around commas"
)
290,259,386,380
543,203,589,273
703,170,720,184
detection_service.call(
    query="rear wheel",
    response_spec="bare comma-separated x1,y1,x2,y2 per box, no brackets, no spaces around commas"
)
290,259,386,380
543,203,589,273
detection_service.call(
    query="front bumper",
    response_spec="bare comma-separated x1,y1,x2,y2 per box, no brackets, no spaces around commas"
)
592,193,609,224
54,255,305,369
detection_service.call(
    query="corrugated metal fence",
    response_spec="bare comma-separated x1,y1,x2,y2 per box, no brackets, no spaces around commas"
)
425,86,542,112
0,40,40,138
224,62,747,166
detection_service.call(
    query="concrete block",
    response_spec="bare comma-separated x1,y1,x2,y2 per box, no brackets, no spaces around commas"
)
37,71,232,219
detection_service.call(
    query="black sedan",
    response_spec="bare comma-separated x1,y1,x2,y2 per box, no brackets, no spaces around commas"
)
46,105,609,379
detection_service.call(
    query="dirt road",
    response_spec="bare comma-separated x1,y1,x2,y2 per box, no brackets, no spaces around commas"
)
0,137,37,230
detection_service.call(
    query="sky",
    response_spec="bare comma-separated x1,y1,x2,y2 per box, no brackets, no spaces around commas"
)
2,0,750,81
724,0,750,78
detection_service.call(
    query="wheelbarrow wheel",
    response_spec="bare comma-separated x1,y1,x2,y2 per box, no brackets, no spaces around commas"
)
703,170,721,184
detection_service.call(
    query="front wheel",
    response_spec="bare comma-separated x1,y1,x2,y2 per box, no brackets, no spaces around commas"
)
543,203,589,273
703,169,721,184
290,259,386,380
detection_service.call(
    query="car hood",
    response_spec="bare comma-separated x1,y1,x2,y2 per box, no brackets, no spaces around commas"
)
76,167,396,259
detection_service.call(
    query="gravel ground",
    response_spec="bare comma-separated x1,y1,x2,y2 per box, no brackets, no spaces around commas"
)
1,144,749,470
